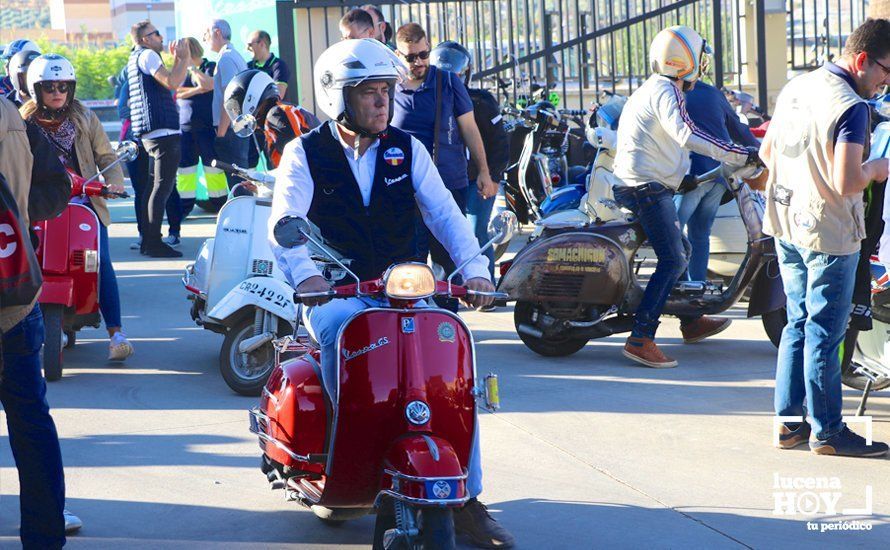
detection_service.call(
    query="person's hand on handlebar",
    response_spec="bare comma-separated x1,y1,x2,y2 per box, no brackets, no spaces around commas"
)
107,183,126,197
296,275,333,306
677,174,699,194
745,146,764,167
462,277,496,309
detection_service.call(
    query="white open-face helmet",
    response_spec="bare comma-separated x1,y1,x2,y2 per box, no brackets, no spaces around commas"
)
8,49,42,95
649,26,711,83
27,53,77,105
314,38,404,134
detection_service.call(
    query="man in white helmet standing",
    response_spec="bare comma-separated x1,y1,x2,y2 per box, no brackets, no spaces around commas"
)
612,26,760,368
270,38,514,549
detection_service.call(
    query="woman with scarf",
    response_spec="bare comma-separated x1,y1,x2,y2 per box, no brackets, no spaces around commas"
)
20,54,134,361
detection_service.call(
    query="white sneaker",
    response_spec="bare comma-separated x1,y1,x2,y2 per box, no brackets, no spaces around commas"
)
64,509,82,534
108,332,134,362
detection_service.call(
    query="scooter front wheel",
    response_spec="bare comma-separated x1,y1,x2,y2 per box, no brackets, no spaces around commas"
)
40,304,65,382
514,301,589,357
220,316,286,396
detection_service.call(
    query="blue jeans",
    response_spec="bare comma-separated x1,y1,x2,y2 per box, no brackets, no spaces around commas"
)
302,297,483,497
613,183,692,339
465,180,497,279
775,240,857,440
673,179,725,281
98,222,122,329
0,306,66,549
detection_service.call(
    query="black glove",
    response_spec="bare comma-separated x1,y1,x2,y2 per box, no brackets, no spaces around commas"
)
745,146,763,167
677,174,699,194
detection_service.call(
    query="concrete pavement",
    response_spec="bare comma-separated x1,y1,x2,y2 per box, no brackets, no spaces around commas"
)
1,196,888,548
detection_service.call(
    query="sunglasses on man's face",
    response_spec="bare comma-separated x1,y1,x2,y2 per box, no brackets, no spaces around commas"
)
399,50,430,64
43,82,71,94
143,30,161,40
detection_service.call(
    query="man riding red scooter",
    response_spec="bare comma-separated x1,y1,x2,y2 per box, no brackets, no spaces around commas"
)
265,38,514,549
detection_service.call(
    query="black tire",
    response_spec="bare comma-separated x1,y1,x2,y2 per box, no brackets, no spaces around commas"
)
41,304,65,382
762,307,787,348
219,315,282,396
513,301,589,357
195,198,224,213
420,507,456,550
371,499,455,550
372,499,400,550
64,329,76,349
840,328,890,391
311,505,368,526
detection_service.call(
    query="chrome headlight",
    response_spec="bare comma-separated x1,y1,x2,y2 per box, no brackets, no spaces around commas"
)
383,263,436,300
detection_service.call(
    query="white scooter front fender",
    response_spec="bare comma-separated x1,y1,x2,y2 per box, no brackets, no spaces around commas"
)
207,276,297,328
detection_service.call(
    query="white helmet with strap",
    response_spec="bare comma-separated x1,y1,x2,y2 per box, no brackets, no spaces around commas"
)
27,53,77,100
649,26,711,83
313,38,404,136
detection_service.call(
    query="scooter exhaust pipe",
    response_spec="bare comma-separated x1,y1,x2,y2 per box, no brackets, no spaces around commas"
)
239,332,275,354
516,323,545,339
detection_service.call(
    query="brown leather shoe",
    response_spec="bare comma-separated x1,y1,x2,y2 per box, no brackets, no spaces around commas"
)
776,422,812,449
453,498,515,549
680,316,732,344
622,337,677,368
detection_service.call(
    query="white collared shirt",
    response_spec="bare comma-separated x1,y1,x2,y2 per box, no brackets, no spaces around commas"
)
269,123,490,286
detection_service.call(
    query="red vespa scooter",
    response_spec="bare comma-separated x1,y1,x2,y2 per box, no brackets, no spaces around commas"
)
34,141,137,381
249,212,516,549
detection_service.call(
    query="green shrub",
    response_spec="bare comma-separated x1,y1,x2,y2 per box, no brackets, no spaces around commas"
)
29,38,173,100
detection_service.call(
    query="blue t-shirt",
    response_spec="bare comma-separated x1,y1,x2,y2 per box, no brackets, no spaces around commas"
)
685,82,760,176
392,65,473,190
824,62,869,146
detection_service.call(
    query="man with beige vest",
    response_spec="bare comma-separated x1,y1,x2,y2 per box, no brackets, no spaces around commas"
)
1,94,80,546
761,18,890,457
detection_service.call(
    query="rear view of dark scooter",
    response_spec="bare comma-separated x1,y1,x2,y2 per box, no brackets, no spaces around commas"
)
498,164,785,356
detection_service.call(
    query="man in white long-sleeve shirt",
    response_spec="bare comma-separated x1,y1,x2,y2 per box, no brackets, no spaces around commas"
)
269,39,513,549
612,26,759,368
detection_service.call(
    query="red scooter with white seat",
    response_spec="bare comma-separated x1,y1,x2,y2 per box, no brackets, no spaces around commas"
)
34,141,136,381
249,212,516,549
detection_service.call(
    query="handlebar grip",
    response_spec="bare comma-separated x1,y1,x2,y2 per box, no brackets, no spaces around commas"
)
210,159,238,174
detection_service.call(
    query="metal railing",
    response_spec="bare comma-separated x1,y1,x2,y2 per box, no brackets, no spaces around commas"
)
788,0,868,71
277,0,868,113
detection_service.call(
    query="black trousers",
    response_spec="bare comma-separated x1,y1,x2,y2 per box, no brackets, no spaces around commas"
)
141,134,182,244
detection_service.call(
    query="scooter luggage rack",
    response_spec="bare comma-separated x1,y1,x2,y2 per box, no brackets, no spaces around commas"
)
272,334,313,360
376,468,471,508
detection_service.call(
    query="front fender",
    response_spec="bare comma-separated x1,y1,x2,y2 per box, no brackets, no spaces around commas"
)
380,435,469,506
207,276,297,326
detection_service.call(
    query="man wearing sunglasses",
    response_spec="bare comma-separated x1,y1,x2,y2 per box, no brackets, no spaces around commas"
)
392,23,497,312
127,20,190,257
762,18,890,458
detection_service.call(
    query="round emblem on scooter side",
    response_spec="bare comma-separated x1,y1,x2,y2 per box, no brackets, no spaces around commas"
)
405,400,431,425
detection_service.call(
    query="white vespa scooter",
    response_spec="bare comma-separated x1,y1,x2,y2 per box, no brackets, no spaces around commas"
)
182,115,298,395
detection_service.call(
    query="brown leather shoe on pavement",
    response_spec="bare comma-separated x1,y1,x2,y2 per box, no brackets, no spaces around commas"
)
680,316,732,344
622,337,678,368
453,498,515,549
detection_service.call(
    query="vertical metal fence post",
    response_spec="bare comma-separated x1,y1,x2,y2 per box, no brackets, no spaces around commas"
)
711,0,724,87
755,0,768,111
276,0,298,102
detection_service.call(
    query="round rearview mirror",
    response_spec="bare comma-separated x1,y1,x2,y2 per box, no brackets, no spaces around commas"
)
116,140,139,162
487,211,518,245
232,114,257,138
273,216,312,248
